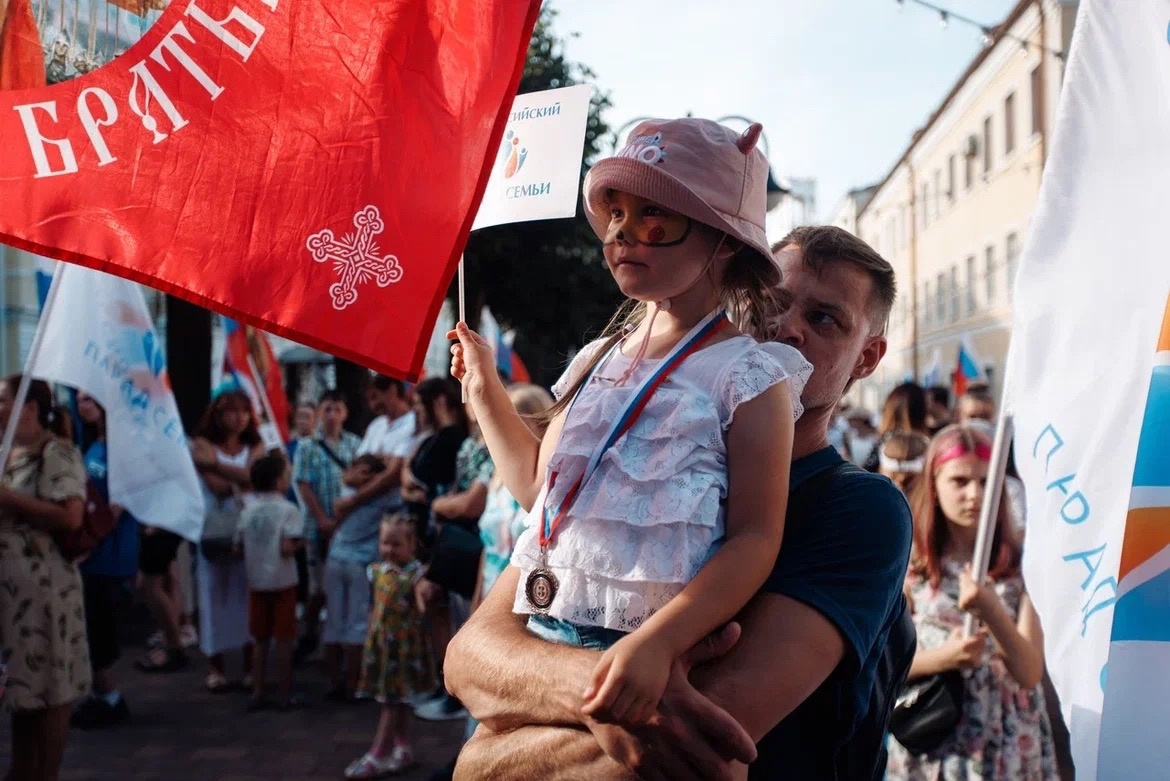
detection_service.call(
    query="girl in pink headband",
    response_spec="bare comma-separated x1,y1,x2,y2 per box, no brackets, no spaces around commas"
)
888,423,1057,778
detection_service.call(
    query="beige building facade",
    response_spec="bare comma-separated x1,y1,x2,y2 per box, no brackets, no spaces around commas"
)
850,0,1078,413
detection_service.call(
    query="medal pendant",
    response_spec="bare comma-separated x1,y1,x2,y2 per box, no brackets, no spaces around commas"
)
525,556,559,613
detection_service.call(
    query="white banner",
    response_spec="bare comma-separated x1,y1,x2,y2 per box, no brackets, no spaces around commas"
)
471,84,592,230
30,265,206,541
1005,2,1170,778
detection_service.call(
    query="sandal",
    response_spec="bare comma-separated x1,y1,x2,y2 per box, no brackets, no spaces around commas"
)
204,672,231,694
344,752,396,779
134,647,188,673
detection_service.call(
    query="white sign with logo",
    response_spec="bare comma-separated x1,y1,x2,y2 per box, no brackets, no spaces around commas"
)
471,83,592,230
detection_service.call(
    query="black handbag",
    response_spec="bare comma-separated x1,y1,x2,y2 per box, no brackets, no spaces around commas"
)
425,522,483,600
888,669,965,755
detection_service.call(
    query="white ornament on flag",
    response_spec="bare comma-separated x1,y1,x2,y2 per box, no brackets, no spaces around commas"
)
306,205,403,311
1005,2,1170,778
29,265,206,541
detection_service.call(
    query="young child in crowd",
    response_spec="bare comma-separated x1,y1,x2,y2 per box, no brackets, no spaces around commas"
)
234,453,304,711
451,117,809,726
323,454,392,701
344,514,435,779
877,430,931,497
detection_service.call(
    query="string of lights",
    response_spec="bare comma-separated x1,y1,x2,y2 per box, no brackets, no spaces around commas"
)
894,0,1065,61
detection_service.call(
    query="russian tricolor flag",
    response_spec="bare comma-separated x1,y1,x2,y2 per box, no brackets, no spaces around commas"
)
952,333,985,397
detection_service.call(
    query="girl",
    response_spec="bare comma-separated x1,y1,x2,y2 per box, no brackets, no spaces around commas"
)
345,515,435,778
190,390,265,693
877,430,931,497
887,423,1058,780
451,117,810,726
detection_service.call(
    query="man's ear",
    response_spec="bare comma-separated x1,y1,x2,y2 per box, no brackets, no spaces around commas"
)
853,334,887,382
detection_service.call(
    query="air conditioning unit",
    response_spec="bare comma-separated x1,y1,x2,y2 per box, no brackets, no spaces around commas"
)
964,134,981,158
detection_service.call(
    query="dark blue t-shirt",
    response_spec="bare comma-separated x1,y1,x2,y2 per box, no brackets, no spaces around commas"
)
79,440,140,578
749,447,912,780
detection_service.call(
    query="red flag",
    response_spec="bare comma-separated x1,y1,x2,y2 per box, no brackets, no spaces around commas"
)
0,0,540,380
223,319,290,443
0,0,46,91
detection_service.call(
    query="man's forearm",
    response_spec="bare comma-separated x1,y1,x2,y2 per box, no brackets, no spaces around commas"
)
455,725,634,781
445,568,598,732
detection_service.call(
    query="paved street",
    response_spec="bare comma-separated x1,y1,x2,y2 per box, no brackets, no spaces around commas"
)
0,607,465,781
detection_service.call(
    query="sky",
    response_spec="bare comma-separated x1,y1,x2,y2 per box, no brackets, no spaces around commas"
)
550,0,1019,227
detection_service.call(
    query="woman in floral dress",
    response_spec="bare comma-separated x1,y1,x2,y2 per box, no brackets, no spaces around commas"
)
887,423,1058,780
0,378,90,781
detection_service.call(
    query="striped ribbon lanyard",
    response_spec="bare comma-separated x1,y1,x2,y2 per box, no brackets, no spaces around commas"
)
538,308,729,550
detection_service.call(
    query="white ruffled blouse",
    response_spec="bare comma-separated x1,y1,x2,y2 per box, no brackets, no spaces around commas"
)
510,334,813,633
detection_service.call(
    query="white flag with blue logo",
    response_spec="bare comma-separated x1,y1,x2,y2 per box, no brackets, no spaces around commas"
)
29,265,205,541
1005,2,1170,777
471,84,592,230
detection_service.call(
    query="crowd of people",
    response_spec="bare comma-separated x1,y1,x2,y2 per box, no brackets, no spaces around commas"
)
0,114,1078,781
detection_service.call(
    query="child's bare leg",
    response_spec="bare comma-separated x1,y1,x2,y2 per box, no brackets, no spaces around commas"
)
391,703,412,750
273,639,293,701
251,639,268,697
370,704,395,757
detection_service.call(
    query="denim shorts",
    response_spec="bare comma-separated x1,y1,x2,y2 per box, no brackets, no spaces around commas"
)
526,614,627,650
322,558,370,645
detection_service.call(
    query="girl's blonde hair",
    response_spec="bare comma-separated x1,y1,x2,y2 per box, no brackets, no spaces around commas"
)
542,239,785,422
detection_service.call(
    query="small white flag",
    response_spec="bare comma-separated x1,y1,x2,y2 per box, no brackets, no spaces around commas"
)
472,84,592,230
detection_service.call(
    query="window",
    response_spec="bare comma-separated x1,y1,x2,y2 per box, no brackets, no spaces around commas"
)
936,271,947,323
985,245,997,305
1004,92,1016,155
965,149,975,190
1031,65,1044,136
923,281,932,327
965,255,978,315
933,170,942,218
949,264,960,322
983,115,993,173
920,183,929,228
948,155,956,201
1006,232,1020,294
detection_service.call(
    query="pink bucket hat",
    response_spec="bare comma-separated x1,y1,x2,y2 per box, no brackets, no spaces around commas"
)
583,117,781,287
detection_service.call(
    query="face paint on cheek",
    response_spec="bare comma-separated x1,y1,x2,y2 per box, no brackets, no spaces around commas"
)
604,213,693,247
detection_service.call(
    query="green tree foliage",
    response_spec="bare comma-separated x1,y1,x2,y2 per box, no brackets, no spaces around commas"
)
459,7,621,386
